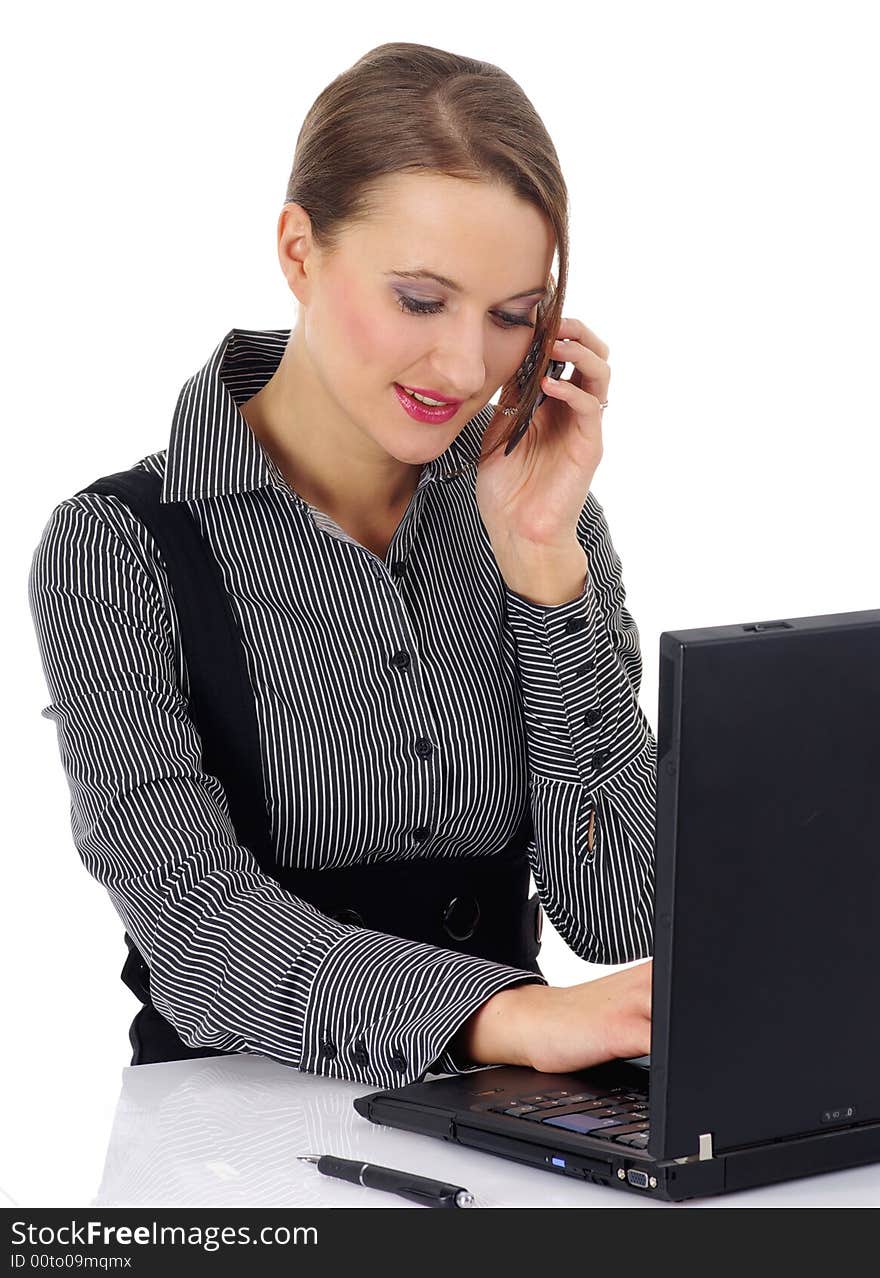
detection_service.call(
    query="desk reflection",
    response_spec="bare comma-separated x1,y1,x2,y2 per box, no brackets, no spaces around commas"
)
93,1053,408,1208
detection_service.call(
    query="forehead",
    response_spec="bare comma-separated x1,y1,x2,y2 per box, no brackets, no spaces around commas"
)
346,171,556,286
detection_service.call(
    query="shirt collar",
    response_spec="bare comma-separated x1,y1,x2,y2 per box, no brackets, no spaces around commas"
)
162,326,490,505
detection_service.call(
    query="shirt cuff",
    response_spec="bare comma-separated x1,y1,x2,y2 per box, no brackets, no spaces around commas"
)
296,925,549,1087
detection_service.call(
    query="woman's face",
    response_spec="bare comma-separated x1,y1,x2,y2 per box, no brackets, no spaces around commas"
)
287,171,556,466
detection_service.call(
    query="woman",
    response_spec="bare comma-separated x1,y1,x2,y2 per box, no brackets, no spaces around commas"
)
28,42,655,1084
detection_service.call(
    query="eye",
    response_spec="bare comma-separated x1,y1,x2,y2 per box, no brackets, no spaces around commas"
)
495,310,536,330
396,294,443,317
395,294,535,330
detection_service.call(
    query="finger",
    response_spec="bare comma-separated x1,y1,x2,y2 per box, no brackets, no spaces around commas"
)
551,337,608,376
551,339,611,399
541,375,607,421
555,317,610,361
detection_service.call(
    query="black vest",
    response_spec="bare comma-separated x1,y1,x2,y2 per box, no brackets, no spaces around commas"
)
77,468,543,1065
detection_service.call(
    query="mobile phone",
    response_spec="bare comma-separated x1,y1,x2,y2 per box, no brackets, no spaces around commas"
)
503,337,567,456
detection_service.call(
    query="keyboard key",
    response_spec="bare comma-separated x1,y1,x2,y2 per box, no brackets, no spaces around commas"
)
588,1121,650,1142
488,1102,538,1115
517,1091,607,1106
550,1092,609,1105
516,1099,618,1122
618,1132,650,1148
538,1099,615,1109
541,1113,626,1135
514,1098,575,1112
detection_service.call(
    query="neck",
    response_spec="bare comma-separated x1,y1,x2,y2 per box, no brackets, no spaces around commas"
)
239,325,422,520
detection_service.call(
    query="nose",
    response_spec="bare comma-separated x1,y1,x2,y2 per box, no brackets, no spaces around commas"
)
428,332,487,401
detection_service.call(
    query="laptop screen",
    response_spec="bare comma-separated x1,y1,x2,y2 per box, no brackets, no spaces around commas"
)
649,608,880,1162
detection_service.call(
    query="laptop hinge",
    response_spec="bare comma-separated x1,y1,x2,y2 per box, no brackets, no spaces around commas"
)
698,1132,714,1161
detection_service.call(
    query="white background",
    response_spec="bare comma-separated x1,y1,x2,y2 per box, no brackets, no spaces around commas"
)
3,1,877,1207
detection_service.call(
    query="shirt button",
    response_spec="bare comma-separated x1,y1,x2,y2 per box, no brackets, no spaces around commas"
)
564,616,589,634
415,737,434,759
332,908,365,927
412,826,431,843
353,1038,369,1067
390,1051,408,1072
591,749,612,773
319,1038,338,1059
578,659,596,674
390,649,411,672
584,706,603,727
388,560,406,578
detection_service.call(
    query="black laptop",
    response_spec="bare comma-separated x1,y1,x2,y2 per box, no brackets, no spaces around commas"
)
353,607,880,1202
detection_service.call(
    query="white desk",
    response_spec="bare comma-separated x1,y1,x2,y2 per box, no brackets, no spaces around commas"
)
6,1053,875,1209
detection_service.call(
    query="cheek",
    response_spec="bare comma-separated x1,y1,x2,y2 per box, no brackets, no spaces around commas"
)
335,298,377,360
328,281,414,375
325,278,385,356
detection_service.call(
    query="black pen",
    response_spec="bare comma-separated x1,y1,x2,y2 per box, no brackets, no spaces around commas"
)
298,1155,475,1208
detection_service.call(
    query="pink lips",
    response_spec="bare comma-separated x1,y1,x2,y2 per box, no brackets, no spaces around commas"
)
404,386,462,405
393,383,462,424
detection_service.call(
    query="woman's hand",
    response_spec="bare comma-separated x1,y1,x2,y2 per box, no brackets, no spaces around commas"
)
475,316,611,554
452,960,652,1074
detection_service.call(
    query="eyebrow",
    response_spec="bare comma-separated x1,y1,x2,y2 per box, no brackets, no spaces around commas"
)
385,268,549,303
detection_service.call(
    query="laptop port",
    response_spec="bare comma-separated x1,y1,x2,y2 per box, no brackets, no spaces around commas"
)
626,1168,650,1189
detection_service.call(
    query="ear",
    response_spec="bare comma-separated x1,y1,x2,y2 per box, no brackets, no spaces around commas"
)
277,203,319,305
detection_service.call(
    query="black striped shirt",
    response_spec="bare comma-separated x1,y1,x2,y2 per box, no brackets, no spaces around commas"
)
28,326,657,1087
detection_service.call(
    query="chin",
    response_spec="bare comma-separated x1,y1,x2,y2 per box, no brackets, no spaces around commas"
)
385,435,454,466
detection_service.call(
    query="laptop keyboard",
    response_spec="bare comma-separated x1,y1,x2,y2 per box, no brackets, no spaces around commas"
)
481,1084,650,1149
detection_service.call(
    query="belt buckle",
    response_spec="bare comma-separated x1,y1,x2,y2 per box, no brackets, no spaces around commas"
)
442,894,480,941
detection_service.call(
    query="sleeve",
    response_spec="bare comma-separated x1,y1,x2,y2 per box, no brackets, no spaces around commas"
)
501,488,657,965
28,494,547,1088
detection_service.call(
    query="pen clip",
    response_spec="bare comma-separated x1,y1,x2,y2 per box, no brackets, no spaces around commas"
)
393,1183,473,1209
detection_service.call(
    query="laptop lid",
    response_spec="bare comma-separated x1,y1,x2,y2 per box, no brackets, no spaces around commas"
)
648,608,880,1164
